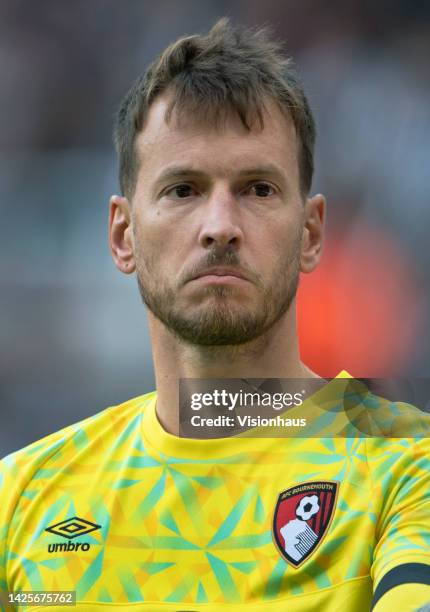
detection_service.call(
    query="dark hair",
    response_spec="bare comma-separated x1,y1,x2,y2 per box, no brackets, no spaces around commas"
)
114,18,316,198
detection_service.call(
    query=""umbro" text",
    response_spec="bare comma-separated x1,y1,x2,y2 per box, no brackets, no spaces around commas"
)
48,542,91,553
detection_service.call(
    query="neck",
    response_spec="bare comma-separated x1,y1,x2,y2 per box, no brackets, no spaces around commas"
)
148,301,319,435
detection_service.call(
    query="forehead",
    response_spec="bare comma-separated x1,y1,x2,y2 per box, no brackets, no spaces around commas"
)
135,94,300,184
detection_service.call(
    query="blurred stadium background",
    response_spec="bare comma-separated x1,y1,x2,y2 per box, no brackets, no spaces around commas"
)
1,0,429,455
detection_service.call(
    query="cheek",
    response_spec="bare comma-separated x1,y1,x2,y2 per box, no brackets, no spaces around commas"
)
134,205,166,245
134,213,191,274
253,220,295,260
260,224,302,279
132,219,159,272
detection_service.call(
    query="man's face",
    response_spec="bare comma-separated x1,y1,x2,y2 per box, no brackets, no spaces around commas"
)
126,96,315,346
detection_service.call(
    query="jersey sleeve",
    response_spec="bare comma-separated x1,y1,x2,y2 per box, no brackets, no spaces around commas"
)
370,437,430,610
373,582,430,611
0,455,18,594
0,427,73,598
0,461,5,592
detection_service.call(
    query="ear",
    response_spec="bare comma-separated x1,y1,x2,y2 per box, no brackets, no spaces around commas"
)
300,193,326,274
109,195,136,274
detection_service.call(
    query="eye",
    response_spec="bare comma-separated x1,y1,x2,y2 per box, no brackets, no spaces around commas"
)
246,182,276,197
165,184,197,199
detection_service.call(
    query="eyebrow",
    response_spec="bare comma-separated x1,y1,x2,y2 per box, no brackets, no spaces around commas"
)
153,163,287,189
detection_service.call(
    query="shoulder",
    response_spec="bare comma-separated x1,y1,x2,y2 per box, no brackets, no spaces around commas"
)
0,391,156,495
349,383,430,438
363,415,430,524
363,395,430,459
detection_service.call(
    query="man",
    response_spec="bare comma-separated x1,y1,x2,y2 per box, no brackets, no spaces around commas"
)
1,18,429,611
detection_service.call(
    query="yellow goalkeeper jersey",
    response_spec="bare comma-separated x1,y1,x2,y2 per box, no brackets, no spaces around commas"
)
1,373,430,611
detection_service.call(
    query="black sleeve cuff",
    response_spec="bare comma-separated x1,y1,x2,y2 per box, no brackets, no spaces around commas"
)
372,563,430,609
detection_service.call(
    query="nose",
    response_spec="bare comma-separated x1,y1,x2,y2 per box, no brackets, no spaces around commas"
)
198,187,244,250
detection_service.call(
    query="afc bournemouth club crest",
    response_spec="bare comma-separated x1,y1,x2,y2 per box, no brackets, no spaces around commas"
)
273,481,339,567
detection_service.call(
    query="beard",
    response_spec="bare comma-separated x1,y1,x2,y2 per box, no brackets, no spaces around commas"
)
135,238,301,347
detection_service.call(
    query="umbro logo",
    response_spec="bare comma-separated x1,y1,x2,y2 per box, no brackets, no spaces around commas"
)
45,516,101,554
45,516,101,539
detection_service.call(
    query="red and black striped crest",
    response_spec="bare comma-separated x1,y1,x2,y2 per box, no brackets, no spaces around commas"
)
273,481,339,567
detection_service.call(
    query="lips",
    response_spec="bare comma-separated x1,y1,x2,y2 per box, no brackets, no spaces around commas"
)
192,267,249,281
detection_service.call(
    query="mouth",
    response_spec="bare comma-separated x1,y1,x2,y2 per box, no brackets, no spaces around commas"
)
191,267,250,284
